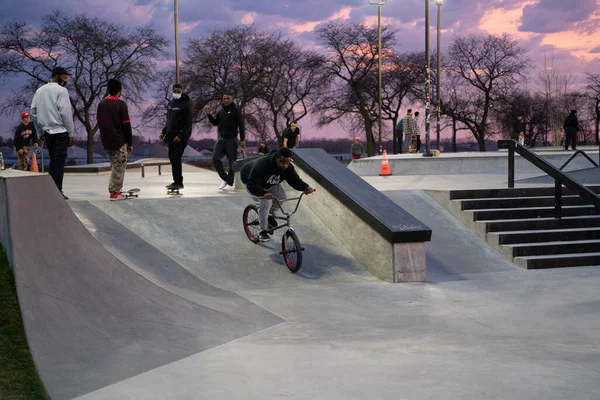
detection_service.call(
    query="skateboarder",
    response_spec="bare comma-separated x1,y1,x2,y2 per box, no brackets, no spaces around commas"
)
161,83,192,191
97,78,133,200
13,112,40,171
204,91,246,190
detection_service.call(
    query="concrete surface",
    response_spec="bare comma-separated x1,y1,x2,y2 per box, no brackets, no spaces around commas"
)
349,149,600,176
3,162,600,400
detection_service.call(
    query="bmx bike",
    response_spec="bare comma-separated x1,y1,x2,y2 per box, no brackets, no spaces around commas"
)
242,193,305,273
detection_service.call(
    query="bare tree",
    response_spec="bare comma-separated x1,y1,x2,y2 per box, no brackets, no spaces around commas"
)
586,73,600,145
0,11,168,163
442,33,531,151
378,52,424,153
313,21,396,156
536,54,576,147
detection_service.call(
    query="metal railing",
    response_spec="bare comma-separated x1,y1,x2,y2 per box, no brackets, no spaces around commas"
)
559,150,599,171
498,139,600,219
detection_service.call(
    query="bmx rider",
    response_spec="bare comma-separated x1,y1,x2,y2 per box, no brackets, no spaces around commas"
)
241,147,316,242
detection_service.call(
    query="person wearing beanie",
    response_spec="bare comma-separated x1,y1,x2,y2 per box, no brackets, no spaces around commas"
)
13,111,40,170
97,78,133,200
161,83,192,190
30,66,75,199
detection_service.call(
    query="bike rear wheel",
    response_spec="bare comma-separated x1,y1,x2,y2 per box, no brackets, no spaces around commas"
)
281,229,303,273
243,205,260,243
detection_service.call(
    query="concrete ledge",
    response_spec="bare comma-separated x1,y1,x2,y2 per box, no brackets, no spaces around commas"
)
349,150,600,177
290,149,431,283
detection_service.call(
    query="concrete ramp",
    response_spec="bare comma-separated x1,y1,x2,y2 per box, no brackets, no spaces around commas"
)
0,175,282,400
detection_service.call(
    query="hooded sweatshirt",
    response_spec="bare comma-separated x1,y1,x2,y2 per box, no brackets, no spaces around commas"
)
161,93,192,140
208,102,245,141
241,150,309,197
564,113,579,132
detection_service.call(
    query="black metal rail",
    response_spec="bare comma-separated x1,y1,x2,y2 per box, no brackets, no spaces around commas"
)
498,139,600,219
558,150,599,171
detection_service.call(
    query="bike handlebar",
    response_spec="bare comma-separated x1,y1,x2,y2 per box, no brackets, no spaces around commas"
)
267,192,304,217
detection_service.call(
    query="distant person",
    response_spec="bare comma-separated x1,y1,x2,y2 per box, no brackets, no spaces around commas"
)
412,111,422,152
258,142,269,155
160,83,192,190
394,118,404,154
97,79,133,201
283,121,300,149
563,110,579,151
350,137,365,160
30,66,75,200
204,91,246,190
512,114,524,141
13,111,40,171
241,147,316,242
401,109,415,153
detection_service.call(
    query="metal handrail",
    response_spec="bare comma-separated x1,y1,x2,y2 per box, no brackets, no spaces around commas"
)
498,139,600,219
559,150,599,171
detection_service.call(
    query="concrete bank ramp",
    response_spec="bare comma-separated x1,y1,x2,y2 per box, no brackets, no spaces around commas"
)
0,175,282,400
84,194,377,293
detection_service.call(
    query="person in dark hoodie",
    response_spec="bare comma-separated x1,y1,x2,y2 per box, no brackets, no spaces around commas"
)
160,83,192,189
13,111,40,170
204,91,246,189
563,110,579,150
241,147,316,242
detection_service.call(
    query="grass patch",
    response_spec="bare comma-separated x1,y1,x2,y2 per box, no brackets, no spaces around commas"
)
0,247,50,400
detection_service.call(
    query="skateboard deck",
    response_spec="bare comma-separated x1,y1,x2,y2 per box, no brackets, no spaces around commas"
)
167,187,182,195
122,188,140,198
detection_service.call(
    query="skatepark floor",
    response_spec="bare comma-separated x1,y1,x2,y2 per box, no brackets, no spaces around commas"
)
14,167,600,399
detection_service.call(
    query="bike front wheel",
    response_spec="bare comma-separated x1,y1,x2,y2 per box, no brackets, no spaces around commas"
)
243,204,260,243
281,229,303,273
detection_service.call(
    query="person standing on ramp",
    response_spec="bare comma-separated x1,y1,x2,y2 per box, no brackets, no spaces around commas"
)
97,79,133,200
161,83,192,190
204,91,246,190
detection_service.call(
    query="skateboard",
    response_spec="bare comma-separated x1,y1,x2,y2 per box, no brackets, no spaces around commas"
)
167,187,182,195
409,135,418,153
122,188,140,198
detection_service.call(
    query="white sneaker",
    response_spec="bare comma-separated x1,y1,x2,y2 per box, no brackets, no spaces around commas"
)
219,181,228,190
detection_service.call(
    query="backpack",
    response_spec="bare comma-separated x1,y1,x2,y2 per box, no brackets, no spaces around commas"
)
395,120,404,135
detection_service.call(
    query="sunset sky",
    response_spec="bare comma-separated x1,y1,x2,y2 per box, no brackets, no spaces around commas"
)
1,0,599,141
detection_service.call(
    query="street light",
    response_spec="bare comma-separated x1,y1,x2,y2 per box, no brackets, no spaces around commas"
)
423,0,433,157
368,0,387,155
436,0,443,151
174,0,180,84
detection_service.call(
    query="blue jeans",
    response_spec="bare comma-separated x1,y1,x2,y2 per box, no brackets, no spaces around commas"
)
46,132,69,191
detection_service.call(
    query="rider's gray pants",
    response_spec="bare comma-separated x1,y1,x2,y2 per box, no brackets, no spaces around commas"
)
248,184,287,232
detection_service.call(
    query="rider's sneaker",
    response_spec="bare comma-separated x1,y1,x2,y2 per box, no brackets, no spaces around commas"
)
110,192,127,201
219,181,229,190
259,231,271,242
166,182,176,189
61,191,69,200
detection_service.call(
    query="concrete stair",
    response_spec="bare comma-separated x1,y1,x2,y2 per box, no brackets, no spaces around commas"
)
425,186,600,269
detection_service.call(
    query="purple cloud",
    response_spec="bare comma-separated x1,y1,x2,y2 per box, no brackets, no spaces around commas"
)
519,0,597,33
591,46,600,54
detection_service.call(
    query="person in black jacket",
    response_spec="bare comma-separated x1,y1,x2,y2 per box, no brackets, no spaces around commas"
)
204,91,246,189
563,110,579,150
241,147,316,242
161,83,192,189
13,111,40,170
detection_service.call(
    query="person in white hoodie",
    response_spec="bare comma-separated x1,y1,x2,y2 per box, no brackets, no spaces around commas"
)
30,66,75,200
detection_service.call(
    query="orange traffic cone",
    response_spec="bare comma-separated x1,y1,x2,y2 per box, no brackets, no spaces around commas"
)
379,149,392,176
30,151,39,172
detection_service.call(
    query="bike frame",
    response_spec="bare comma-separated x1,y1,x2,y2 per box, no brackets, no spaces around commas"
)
264,193,304,235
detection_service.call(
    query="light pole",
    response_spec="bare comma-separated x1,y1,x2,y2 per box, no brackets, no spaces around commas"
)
368,0,387,155
174,0,180,84
436,0,443,151
423,0,433,157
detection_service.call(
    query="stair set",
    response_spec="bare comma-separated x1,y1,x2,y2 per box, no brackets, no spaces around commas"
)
428,186,600,269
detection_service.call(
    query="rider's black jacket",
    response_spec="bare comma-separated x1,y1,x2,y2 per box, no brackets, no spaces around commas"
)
241,150,309,197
